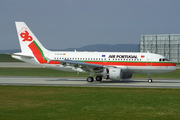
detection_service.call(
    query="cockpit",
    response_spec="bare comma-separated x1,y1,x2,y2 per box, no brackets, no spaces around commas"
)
159,58,169,61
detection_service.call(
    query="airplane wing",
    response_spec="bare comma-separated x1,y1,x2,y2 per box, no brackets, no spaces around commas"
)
57,60,104,72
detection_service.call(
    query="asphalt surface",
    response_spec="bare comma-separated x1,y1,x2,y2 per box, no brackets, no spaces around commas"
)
0,76,180,88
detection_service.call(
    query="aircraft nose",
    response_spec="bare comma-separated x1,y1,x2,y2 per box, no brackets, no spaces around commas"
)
171,63,177,70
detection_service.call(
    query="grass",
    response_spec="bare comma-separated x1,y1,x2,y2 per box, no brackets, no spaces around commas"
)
0,54,22,62
0,68,89,77
0,68,180,79
0,86,180,120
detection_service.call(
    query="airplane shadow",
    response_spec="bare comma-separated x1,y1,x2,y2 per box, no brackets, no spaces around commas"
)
46,79,142,83
97,79,144,83
46,78,180,83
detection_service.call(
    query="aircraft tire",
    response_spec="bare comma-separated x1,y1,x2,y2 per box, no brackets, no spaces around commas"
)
87,77,94,82
148,79,153,83
96,76,102,81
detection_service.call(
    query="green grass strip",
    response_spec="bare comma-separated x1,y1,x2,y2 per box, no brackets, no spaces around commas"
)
0,68,89,77
0,54,22,62
0,86,180,120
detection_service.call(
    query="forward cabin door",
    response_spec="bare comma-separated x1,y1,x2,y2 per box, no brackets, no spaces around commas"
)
146,55,152,66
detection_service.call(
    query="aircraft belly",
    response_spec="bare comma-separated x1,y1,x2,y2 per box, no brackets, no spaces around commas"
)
128,66,176,74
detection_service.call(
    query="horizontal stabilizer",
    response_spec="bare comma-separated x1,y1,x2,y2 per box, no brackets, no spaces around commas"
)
12,52,34,58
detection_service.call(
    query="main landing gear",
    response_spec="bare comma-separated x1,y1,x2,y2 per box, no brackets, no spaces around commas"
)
87,77,94,82
148,73,153,83
96,76,102,81
86,76,102,82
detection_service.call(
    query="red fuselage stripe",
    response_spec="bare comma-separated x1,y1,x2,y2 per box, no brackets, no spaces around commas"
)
85,61,176,66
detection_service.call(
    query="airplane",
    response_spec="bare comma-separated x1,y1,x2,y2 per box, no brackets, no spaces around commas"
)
12,22,176,83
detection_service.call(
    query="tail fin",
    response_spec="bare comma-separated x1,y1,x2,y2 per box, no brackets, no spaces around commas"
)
15,22,49,63
15,22,48,53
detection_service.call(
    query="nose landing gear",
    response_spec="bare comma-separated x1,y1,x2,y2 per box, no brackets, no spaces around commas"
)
148,73,153,83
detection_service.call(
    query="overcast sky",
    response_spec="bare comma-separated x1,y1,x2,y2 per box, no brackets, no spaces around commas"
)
1,0,180,50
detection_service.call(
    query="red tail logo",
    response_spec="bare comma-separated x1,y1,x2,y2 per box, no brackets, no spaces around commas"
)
20,30,33,42
19,27,33,42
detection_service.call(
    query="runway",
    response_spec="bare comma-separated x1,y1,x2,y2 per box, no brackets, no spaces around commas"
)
0,76,180,88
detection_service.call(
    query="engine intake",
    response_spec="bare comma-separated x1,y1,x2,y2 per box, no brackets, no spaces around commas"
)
103,68,122,80
102,68,133,80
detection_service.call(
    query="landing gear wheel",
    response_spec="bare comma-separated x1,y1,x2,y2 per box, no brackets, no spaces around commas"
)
96,76,102,81
87,77,94,82
148,79,153,83
147,73,153,83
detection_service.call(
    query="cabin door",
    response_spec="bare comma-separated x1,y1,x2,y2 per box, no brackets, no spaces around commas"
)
146,55,152,66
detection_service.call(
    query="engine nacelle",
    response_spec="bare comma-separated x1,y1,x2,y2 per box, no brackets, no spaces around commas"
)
103,68,122,80
122,73,133,79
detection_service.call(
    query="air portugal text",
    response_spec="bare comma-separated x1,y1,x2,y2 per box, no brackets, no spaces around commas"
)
108,55,137,59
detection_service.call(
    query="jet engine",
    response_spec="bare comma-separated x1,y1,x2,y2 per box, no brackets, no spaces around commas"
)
103,67,122,80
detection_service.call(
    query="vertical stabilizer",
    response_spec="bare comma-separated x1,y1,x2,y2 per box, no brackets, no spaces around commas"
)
15,22,49,53
15,22,49,64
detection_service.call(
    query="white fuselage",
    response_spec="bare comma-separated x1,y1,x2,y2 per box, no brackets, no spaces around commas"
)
13,51,176,74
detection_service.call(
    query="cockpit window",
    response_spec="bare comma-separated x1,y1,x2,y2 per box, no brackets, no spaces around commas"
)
159,58,169,62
